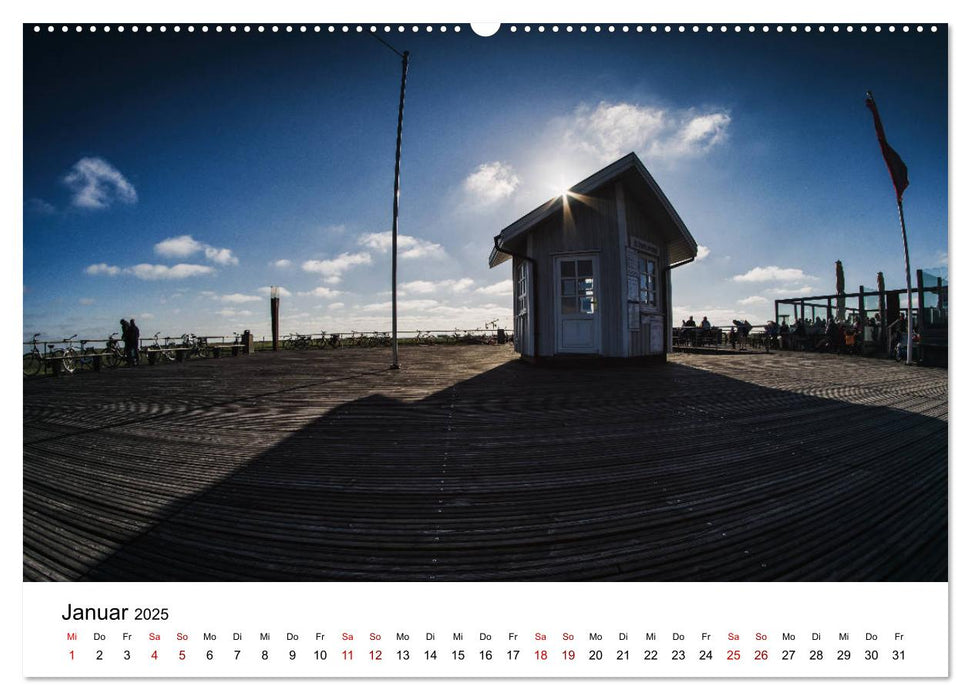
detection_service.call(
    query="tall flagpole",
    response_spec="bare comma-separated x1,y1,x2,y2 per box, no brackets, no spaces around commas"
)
896,199,914,364
865,91,913,364
369,30,409,370
390,50,409,370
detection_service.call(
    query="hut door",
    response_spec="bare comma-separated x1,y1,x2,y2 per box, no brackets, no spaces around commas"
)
515,260,532,356
555,255,600,354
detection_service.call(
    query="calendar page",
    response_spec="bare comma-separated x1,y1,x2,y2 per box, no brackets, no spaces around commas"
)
14,0,960,697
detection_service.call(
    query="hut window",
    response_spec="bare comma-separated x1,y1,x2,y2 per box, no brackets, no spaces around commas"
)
637,255,658,307
559,258,596,315
516,261,529,315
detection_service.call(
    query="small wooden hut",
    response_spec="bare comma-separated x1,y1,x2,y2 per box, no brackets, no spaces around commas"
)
489,152,698,361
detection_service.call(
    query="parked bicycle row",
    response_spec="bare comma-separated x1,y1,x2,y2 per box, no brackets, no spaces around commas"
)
23,331,247,377
278,327,511,350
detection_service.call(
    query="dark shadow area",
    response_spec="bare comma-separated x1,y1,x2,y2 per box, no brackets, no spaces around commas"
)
25,351,947,582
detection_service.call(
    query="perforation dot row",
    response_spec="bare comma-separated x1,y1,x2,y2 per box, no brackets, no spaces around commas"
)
32,24,940,35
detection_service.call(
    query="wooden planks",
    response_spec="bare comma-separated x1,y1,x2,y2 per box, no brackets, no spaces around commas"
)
23,346,947,581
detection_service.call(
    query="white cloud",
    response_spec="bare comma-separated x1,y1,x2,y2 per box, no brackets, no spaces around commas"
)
328,302,345,310
63,156,137,210
696,245,711,261
78,298,95,305
298,287,342,299
257,285,292,297
85,262,121,276
738,295,769,305
475,280,514,296
155,235,203,258
767,286,815,296
358,232,445,260
128,263,214,280
361,298,441,312
219,293,262,303
732,266,818,283
561,101,731,162
217,308,255,318
139,312,154,320
401,278,475,295
154,235,237,265
302,252,372,283
205,246,239,266
463,162,521,205
272,259,292,268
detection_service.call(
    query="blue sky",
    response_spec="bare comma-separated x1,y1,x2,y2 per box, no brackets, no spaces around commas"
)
22,23,947,340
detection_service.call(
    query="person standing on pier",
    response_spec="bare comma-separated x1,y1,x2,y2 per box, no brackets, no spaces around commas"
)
127,318,140,366
120,319,131,365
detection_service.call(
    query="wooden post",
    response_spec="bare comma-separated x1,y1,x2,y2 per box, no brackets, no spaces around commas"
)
877,271,887,345
270,286,280,352
916,268,925,364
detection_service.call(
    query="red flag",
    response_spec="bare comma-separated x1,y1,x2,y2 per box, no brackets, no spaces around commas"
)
865,91,909,201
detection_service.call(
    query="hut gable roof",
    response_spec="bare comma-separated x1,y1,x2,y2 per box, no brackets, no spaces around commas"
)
489,152,698,268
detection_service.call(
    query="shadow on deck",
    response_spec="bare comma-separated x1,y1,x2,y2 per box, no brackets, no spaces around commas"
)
23,346,947,582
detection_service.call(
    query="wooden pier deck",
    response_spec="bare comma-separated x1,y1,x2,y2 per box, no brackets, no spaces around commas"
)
23,345,947,581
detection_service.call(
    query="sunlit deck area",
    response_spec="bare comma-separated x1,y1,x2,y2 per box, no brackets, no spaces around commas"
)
23,345,947,582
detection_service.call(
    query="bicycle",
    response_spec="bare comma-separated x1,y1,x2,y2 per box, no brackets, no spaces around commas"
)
23,333,45,376
149,332,176,362
102,332,125,369
181,333,212,359
76,338,102,371
58,335,80,374
373,331,391,347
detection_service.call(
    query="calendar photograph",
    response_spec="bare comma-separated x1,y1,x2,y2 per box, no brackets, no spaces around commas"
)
22,20,947,592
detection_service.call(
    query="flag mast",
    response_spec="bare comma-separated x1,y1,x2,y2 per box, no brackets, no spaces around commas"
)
369,30,409,370
865,90,913,364
895,196,914,365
